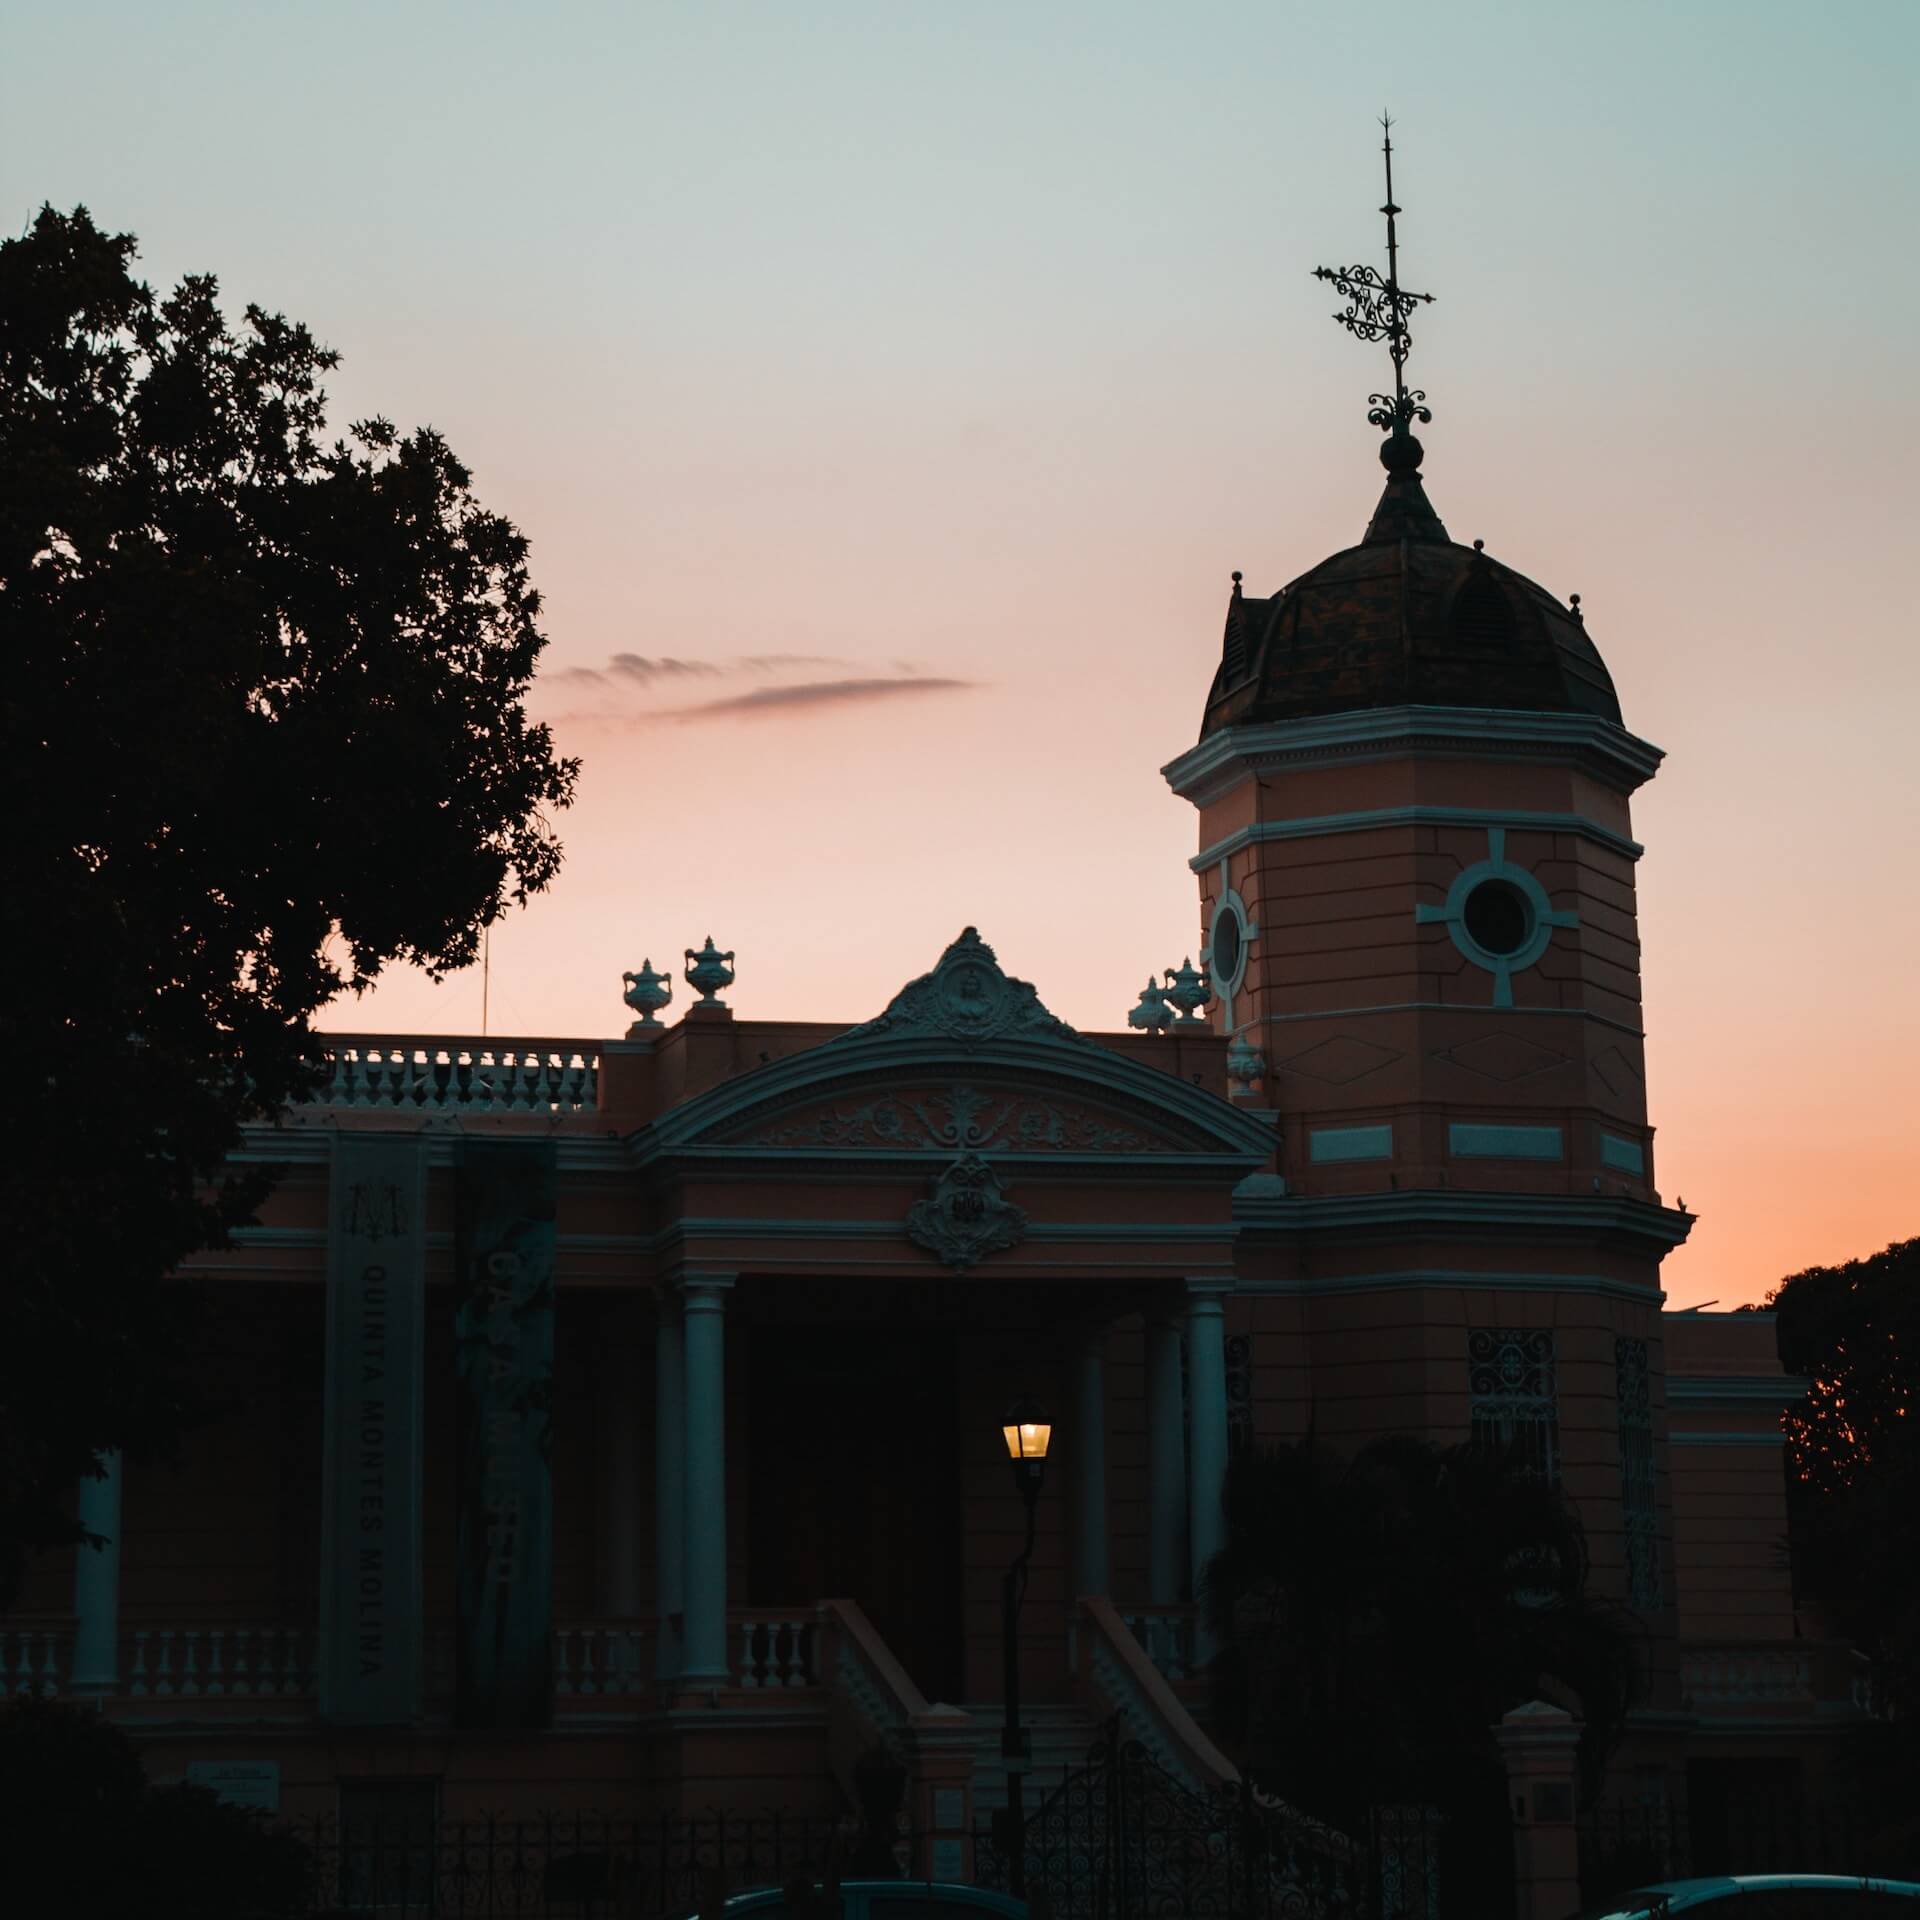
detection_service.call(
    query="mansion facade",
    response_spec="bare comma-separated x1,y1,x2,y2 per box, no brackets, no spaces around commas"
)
7,438,1845,1875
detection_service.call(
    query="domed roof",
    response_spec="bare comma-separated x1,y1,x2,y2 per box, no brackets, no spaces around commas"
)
1200,444,1621,736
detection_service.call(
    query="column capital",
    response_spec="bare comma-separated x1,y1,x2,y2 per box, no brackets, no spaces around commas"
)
1184,1278,1234,1307
675,1271,737,1303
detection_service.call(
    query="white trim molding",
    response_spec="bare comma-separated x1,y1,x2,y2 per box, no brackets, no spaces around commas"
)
1163,705,1665,807
1192,804,1643,873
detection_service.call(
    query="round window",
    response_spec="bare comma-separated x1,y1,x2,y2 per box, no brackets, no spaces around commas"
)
1210,904,1243,987
1462,878,1533,958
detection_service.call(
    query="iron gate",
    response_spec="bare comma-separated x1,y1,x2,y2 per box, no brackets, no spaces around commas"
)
974,1721,1443,1920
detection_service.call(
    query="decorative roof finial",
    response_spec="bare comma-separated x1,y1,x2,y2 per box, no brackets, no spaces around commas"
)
1313,116,1435,467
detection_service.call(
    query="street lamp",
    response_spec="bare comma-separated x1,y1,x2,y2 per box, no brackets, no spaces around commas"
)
998,1397,1052,1897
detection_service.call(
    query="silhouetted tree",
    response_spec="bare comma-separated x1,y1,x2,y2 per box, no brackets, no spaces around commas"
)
1771,1238,1920,1806
0,1693,312,1915
0,205,577,1603
1200,1432,1637,1831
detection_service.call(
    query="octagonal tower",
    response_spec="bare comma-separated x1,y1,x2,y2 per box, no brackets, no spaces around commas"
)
1162,421,1693,1765
1165,442,1667,1209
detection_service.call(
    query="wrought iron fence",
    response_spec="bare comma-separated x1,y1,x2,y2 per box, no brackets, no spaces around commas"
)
972,1722,1450,1920
295,1807,857,1918
283,1740,1505,1920
1579,1792,1920,1902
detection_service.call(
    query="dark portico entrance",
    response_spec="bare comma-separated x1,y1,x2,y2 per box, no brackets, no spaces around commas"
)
747,1320,965,1703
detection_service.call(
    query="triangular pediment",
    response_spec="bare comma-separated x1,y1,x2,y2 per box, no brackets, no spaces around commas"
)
834,927,1085,1049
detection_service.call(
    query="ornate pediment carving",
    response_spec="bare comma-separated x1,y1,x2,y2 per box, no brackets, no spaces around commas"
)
906,1154,1027,1270
746,1082,1174,1153
837,927,1083,1049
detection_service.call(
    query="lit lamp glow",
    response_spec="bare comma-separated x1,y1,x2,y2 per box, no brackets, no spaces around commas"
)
996,1395,1051,1897
1000,1399,1053,1494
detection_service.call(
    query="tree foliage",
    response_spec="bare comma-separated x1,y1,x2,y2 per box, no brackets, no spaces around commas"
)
0,1693,312,1916
0,205,577,1602
1200,1434,1638,1827
1771,1237,1920,1738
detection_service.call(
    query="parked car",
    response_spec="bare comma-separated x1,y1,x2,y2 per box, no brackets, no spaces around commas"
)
686,1881,1029,1920
1582,1877,1920,1920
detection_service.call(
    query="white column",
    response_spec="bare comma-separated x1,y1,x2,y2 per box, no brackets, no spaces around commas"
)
1185,1284,1232,1655
1073,1326,1110,1598
678,1273,734,1685
71,1451,123,1694
653,1288,685,1680
1145,1318,1187,1604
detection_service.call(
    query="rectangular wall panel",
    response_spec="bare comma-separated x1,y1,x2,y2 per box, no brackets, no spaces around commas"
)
454,1140,558,1729
319,1137,427,1723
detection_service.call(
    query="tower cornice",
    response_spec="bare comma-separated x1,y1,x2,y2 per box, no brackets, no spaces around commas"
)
1163,704,1665,808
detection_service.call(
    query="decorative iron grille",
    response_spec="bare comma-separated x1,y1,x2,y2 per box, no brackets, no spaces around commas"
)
1579,1787,1912,1897
294,1807,857,1917
1226,1332,1255,1459
1467,1329,1559,1486
973,1718,1442,1920
1613,1336,1660,1609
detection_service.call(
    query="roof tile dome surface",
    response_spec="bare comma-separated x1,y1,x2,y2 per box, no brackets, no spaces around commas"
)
1201,448,1621,736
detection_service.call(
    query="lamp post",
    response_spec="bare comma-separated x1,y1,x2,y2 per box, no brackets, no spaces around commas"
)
998,1397,1052,1899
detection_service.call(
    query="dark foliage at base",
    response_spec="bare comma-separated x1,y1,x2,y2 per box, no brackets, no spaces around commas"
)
0,1695,311,1917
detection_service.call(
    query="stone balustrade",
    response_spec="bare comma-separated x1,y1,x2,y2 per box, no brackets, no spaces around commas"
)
1680,1643,1814,1708
1070,1596,1237,1795
128,1625,317,1698
3,1623,318,1701
734,1610,819,1689
308,1038,598,1112
1,1626,68,1696
7,1613,833,1714
1121,1606,1198,1683
553,1613,818,1697
554,1620,647,1695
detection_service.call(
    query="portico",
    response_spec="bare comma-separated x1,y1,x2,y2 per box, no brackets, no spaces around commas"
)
633,928,1277,1714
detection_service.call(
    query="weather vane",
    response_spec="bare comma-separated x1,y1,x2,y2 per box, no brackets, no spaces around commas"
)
1313,117,1435,447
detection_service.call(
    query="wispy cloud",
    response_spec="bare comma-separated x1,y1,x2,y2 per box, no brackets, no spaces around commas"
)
671,676,976,719
610,653,725,683
536,649,980,727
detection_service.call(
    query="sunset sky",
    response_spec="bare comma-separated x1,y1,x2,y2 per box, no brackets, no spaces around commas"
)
8,1,1915,1307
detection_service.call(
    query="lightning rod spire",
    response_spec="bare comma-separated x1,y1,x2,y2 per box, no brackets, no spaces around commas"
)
1314,116,1436,469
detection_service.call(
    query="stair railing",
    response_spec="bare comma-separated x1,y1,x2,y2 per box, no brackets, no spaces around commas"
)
1070,1595,1239,1794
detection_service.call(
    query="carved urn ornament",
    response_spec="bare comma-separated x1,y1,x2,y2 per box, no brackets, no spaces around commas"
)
621,960,673,1035
1127,977,1175,1034
1226,1031,1266,1092
684,937,735,1007
1164,958,1213,1023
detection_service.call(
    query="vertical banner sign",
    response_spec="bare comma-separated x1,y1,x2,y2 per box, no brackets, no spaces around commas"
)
454,1140,557,1728
320,1137,427,1723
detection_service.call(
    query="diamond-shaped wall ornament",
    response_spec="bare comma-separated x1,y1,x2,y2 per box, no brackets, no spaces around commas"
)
1430,1034,1571,1084
1272,1035,1403,1086
1590,1043,1646,1097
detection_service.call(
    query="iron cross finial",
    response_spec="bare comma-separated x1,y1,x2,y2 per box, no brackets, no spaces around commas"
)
1313,117,1435,447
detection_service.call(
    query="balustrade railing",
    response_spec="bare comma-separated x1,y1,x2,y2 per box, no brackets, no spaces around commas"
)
734,1610,818,1689
127,1624,317,1699
308,1038,598,1112
0,1626,67,1696
7,1612,842,1716
1120,1605,1197,1683
1071,1596,1237,1795
553,1621,646,1696
1680,1643,1814,1709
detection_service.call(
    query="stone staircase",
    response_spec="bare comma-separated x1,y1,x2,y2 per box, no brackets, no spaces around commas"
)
965,1700,1102,1814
